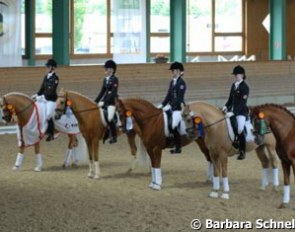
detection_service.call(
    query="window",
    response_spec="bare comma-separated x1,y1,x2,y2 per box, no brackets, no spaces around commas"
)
73,0,108,54
187,0,243,54
150,0,170,55
35,0,52,55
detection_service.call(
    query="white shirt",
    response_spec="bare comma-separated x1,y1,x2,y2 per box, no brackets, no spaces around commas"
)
234,80,243,89
173,76,180,86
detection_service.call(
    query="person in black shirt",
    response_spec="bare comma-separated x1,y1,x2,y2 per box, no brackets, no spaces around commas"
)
36,59,59,142
95,60,119,144
222,65,250,160
158,61,186,154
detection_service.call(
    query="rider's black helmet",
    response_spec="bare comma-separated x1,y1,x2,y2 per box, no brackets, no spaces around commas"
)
45,59,57,68
104,60,117,72
169,61,184,71
232,65,245,75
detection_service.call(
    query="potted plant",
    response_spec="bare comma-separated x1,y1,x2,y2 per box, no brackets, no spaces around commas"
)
154,54,168,63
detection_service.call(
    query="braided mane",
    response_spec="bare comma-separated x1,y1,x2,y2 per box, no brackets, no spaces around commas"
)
253,103,295,120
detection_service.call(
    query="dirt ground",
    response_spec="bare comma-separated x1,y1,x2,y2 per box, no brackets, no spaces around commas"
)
0,134,294,232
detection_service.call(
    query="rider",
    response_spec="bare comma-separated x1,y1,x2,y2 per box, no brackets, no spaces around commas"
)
222,65,250,160
158,61,186,154
36,58,59,142
94,59,119,144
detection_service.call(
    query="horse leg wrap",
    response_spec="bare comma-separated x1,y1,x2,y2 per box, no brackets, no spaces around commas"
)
149,168,156,188
13,152,24,170
261,168,269,190
213,176,220,191
283,185,290,203
64,149,72,167
272,168,279,187
34,154,43,172
222,177,230,193
154,168,162,186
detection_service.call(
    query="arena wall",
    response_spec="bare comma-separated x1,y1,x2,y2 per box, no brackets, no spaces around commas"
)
0,61,295,107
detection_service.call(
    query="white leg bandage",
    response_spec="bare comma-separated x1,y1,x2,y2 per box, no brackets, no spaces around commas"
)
154,168,162,186
14,152,24,167
272,168,279,186
34,153,43,171
213,176,220,191
261,168,269,189
222,177,230,192
283,185,290,203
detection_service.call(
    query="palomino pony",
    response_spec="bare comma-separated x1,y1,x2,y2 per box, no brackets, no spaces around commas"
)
0,92,79,171
182,101,278,199
251,104,295,208
116,98,278,194
55,89,138,179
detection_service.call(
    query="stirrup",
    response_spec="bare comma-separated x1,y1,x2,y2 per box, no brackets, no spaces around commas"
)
237,151,246,160
46,134,54,142
170,147,181,154
109,137,117,144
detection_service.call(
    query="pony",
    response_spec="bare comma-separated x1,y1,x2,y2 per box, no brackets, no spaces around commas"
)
0,92,81,171
116,98,278,195
182,101,278,199
251,104,295,208
54,89,138,179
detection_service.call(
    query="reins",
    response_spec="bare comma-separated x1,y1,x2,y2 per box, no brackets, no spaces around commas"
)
203,116,227,128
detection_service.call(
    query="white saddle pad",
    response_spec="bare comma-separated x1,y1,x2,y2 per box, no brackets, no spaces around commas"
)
225,117,255,142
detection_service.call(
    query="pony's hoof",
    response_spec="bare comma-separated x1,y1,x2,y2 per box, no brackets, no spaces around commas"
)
126,168,133,174
93,175,100,179
34,167,42,172
220,192,230,200
152,184,161,191
12,166,20,171
87,173,93,178
209,191,219,198
149,182,154,188
278,203,288,209
260,186,267,191
72,163,78,168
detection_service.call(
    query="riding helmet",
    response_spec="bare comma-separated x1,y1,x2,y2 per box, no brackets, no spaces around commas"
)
232,65,245,75
104,60,117,72
169,61,184,71
45,59,57,68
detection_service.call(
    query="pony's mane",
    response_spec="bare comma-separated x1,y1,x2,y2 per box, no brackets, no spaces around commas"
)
124,98,157,110
253,103,295,120
5,92,30,99
67,90,94,103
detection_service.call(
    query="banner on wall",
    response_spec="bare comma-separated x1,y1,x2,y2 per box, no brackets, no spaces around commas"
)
112,0,146,64
0,0,22,67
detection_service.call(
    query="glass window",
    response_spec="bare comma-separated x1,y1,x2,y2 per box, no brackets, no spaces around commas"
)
35,37,52,54
215,36,242,52
35,0,52,33
73,0,107,54
151,37,169,53
215,0,242,33
187,0,212,52
21,0,25,55
151,0,170,33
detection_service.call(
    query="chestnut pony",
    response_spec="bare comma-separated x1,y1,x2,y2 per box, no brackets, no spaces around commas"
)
116,98,278,195
0,92,80,171
55,89,138,179
251,104,295,208
182,101,278,199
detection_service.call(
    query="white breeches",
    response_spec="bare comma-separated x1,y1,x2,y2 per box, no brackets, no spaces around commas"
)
172,111,182,129
236,115,246,134
46,101,56,120
107,105,116,122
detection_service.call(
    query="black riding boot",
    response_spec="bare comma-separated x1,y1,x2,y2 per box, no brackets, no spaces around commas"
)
170,129,181,154
237,133,246,160
108,121,117,144
46,118,55,142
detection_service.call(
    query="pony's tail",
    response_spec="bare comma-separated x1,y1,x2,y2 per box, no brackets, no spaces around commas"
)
137,138,150,167
74,134,88,164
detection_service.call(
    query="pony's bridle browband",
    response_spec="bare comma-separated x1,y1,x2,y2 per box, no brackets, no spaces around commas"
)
2,96,34,115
